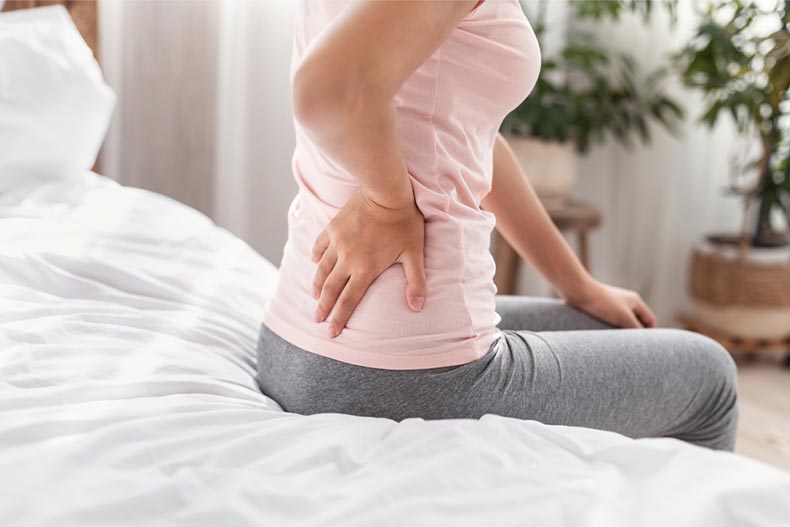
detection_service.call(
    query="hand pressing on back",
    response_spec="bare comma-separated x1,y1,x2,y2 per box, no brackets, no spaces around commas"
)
311,185,427,338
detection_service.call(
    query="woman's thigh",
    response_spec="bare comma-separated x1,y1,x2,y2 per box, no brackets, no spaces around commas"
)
495,295,613,332
473,328,739,450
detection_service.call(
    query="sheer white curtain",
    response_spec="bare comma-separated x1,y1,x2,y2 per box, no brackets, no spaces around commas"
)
99,0,740,325
99,0,297,265
212,0,298,263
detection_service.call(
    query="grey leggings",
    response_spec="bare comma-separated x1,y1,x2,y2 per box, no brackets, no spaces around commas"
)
256,296,739,451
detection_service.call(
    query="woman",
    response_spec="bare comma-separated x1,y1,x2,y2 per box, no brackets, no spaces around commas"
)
258,0,738,451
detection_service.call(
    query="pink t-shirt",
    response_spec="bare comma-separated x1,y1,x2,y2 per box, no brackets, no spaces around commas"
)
263,0,541,370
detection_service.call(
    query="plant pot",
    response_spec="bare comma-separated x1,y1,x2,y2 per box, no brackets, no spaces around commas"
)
506,136,576,206
688,242,790,340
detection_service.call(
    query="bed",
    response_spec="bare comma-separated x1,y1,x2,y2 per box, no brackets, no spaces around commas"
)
1,6,789,526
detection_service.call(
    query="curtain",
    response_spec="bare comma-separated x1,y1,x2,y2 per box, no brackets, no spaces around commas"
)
100,0,297,265
99,0,742,326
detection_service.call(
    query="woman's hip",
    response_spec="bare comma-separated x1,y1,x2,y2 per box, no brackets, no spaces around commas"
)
255,323,500,419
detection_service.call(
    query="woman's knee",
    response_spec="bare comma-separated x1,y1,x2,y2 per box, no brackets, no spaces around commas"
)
668,329,739,449
679,330,737,389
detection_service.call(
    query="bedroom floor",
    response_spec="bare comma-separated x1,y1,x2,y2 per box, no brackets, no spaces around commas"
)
735,355,790,471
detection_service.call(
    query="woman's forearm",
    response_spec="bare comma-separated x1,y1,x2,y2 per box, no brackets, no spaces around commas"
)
482,133,595,303
293,69,413,209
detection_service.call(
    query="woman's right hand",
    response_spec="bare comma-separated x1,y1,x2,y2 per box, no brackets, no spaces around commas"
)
311,184,427,338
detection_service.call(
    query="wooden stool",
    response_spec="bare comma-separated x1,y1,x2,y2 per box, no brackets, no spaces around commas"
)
493,199,602,295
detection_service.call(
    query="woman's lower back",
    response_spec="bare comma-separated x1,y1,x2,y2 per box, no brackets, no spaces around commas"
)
262,190,502,370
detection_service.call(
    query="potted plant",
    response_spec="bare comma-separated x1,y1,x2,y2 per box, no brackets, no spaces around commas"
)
673,0,790,342
501,0,684,205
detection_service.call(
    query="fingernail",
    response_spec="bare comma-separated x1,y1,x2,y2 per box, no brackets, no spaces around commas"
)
411,296,424,310
314,308,323,322
328,326,339,338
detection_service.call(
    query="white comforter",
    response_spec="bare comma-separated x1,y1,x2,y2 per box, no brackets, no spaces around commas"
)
1,173,788,526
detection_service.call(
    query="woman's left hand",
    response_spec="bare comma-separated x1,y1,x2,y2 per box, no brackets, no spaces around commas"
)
565,279,657,329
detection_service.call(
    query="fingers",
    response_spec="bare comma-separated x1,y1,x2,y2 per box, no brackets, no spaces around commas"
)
632,297,657,328
621,309,644,329
314,266,349,327
312,229,330,263
328,275,371,338
312,249,337,299
401,252,427,311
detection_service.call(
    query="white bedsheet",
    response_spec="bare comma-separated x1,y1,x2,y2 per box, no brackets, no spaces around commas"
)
1,173,788,526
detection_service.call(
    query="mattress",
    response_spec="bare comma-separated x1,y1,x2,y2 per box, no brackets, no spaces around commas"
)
1,172,788,526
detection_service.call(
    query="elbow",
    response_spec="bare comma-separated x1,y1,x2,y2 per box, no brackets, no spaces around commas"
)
292,61,328,128
292,58,353,132
292,57,387,135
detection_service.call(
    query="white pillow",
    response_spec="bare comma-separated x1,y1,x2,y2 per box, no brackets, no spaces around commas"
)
0,5,115,190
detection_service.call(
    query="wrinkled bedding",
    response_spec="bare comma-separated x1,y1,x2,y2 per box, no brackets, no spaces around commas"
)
0,172,788,526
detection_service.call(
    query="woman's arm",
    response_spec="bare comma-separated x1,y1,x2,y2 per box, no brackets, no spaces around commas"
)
482,132,657,328
295,0,479,337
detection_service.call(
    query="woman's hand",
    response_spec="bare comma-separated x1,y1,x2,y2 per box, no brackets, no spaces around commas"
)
565,279,657,329
312,186,427,338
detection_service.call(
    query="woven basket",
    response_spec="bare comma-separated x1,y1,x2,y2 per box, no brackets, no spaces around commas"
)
689,246,790,308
